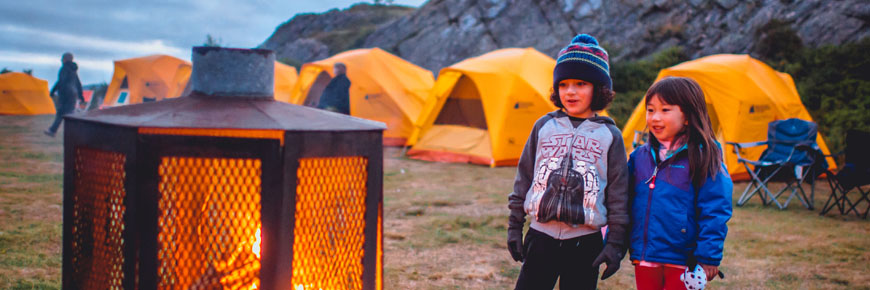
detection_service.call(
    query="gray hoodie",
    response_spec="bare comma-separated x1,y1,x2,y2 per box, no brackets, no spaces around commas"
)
508,110,629,240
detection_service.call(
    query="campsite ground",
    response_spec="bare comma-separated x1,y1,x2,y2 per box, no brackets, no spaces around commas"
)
1,115,869,289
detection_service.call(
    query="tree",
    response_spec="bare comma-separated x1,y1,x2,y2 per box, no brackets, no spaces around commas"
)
203,34,223,47
0,68,11,74
22,69,32,75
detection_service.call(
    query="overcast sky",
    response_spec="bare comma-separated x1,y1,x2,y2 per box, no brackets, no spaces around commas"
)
0,0,426,86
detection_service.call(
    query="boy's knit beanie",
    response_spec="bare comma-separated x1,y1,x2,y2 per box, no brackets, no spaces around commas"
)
553,34,612,91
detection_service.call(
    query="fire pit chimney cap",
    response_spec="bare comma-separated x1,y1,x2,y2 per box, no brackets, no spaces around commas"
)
191,46,275,98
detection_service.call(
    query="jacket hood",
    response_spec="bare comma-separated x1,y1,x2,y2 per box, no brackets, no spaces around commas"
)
63,61,78,72
548,109,616,126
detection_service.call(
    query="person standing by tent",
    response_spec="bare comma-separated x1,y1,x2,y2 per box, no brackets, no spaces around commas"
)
317,62,351,115
44,52,85,137
628,77,732,290
507,34,629,289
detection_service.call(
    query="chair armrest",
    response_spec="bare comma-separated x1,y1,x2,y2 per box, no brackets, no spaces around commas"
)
727,141,767,160
726,141,768,150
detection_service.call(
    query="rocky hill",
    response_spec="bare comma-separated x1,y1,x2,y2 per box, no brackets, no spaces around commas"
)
259,3,415,66
263,0,869,72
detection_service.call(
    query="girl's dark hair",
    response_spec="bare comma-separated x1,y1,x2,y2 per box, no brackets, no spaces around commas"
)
645,77,722,187
549,83,615,112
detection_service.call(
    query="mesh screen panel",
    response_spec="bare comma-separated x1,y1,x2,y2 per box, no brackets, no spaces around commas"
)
294,157,368,290
157,157,262,289
71,147,127,289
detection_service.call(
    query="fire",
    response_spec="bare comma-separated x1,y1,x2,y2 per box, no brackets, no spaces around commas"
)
249,227,261,290
294,285,323,290
252,228,261,259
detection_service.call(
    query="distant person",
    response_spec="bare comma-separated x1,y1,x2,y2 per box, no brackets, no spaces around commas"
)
317,62,350,115
44,52,85,137
507,34,629,289
628,77,732,290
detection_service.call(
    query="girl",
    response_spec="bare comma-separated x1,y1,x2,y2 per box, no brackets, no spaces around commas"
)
508,34,629,289
628,77,733,289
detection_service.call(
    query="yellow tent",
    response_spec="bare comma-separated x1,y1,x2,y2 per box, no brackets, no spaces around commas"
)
621,54,836,180
406,48,564,166
273,62,298,103
102,55,192,107
0,72,55,115
289,48,434,146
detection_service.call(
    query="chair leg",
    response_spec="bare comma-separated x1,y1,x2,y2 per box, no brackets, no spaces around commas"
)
737,165,765,206
848,186,870,218
759,167,787,209
820,177,845,215
808,173,816,210
739,166,780,208
738,180,762,206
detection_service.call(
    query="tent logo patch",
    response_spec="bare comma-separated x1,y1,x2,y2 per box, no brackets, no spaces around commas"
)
749,104,771,114
514,101,533,109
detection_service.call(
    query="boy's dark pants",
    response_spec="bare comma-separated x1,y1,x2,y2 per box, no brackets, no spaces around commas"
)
516,228,603,290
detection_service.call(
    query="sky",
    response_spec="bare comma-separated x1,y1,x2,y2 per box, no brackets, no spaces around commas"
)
0,0,427,87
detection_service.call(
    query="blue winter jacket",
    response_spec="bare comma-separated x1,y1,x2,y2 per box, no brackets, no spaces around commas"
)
628,143,733,266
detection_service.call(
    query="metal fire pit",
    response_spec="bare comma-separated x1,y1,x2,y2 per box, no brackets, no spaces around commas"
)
62,47,385,290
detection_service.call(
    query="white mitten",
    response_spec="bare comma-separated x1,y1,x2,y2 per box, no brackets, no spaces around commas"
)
680,264,707,290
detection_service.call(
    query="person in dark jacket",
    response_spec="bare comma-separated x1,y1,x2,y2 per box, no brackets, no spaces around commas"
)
317,62,351,115
628,77,732,290
507,34,629,289
44,52,85,137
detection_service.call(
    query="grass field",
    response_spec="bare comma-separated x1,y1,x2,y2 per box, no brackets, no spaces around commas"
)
1,115,869,289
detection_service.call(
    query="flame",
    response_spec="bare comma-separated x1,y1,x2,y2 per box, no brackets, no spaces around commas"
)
249,227,261,289
294,285,323,290
252,228,261,259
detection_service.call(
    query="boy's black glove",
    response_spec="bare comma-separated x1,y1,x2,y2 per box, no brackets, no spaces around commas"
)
507,228,524,262
592,224,628,280
591,243,625,280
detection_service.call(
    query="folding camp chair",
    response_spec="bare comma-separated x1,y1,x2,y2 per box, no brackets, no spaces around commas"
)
820,130,870,218
728,118,827,210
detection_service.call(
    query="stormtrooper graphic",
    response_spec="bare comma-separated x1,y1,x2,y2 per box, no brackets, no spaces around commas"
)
573,160,601,223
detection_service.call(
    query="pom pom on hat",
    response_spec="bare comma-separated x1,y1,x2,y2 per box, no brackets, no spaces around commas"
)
571,34,599,45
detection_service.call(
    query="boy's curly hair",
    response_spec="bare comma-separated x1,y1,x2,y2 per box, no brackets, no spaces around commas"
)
549,84,615,112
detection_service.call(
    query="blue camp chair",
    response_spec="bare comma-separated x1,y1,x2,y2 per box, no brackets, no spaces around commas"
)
728,118,828,210
820,130,870,218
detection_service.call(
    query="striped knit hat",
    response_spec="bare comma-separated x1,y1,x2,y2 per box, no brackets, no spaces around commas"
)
553,34,611,90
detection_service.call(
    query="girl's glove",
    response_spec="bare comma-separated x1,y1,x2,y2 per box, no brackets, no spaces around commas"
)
507,228,524,262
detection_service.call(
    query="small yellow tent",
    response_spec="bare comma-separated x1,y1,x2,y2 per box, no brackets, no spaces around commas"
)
0,72,55,115
289,48,434,146
102,55,192,107
406,48,562,166
273,62,298,103
621,54,836,180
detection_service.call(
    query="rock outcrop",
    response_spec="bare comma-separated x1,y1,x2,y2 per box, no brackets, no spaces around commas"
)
259,3,415,64
362,0,869,72
261,0,869,73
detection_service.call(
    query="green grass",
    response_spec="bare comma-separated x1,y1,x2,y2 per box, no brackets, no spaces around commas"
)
1,115,869,289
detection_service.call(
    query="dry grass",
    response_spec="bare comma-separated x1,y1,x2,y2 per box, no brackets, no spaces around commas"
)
0,115,64,289
1,115,869,289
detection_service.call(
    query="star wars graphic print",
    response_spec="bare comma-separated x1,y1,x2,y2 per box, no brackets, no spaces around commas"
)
529,134,603,225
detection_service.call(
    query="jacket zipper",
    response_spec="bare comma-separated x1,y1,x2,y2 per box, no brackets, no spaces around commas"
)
555,134,577,224
641,165,658,260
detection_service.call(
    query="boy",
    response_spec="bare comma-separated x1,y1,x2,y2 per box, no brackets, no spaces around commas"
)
507,34,629,289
